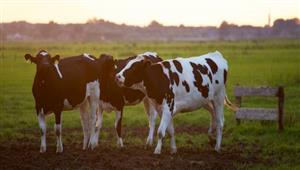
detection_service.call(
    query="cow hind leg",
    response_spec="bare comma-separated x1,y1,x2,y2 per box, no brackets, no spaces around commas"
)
213,95,225,153
37,109,46,153
115,110,124,147
167,119,177,154
79,100,90,150
54,111,63,153
143,98,158,146
154,108,172,154
204,102,216,145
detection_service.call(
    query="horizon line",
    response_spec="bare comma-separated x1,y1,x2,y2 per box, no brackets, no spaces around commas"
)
2,17,300,28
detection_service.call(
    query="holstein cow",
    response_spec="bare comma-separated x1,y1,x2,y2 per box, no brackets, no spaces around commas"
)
115,51,236,154
89,52,162,149
25,50,99,153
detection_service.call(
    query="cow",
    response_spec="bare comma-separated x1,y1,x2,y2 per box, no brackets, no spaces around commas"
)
115,51,237,154
24,50,100,153
89,52,163,149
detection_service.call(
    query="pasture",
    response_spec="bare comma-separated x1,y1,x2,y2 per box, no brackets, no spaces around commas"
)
0,40,299,169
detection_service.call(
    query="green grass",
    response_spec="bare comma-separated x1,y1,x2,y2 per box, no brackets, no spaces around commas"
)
0,40,300,169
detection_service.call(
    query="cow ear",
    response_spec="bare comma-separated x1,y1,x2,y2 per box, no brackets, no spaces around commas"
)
51,55,60,64
114,59,118,65
24,54,36,63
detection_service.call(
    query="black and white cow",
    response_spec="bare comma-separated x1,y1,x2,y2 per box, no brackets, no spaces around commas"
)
25,50,100,153
89,52,163,149
115,51,236,154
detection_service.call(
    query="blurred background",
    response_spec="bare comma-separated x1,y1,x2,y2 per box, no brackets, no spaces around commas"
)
1,0,299,42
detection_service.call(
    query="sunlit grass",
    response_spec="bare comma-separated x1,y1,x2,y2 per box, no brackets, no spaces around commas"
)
0,40,299,168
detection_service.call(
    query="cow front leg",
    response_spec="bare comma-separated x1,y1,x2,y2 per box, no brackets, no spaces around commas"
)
54,111,63,153
37,109,46,153
90,107,103,149
154,107,171,154
79,100,90,150
115,110,124,147
88,98,98,150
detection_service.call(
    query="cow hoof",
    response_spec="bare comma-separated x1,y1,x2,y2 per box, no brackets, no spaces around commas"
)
89,140,98,150
90,144,97,150
170,147,177,154
40,146,46,153
56,147,63,153
117,138,124,148
91,135,99,149
82,145,87,150
146,137,153,146
154,148,161,154
214,146,221,153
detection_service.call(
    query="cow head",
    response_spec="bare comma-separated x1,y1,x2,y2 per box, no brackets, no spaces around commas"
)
115,52,160,88
24,50,60,67
96,53,115,79
25,50,60,84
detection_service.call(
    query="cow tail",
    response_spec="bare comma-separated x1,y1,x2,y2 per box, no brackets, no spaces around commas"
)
224,94,239,112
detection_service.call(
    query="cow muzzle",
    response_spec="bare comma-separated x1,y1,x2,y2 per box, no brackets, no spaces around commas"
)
115,74,124,86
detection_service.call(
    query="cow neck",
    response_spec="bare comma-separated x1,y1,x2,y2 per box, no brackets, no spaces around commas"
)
142,63,171,105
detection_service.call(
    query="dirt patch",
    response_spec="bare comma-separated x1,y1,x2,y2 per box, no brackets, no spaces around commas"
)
1,127,263,169
0,141,261,169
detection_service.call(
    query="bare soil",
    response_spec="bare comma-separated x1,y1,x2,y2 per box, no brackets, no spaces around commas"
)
0,127,262,170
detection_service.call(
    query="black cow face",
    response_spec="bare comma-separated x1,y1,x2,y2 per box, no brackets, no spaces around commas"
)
24,50,60,66
25,50,61,86
116,59,151,87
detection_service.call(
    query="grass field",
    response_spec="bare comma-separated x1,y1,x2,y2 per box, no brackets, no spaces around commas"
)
0,40,299,169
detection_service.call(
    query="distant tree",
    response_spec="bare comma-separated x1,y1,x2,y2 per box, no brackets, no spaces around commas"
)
148,20,163,27
87,17,99,24
219,21,237,29
272,18,300,36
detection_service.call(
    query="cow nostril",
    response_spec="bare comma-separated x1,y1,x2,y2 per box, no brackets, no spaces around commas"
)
115,75,121,82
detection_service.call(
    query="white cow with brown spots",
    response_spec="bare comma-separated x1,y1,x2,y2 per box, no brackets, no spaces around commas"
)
115,51,236,154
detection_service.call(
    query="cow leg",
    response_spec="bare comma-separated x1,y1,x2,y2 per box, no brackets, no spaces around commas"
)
79,100,90,150
143,98,158,146
154,107,172,154
88,97,98,150
90,107,103,149
115,110,124,147
167,119,177,154
204,102,216,144
213,95,225,153
54,111,63,153
37,109,46,153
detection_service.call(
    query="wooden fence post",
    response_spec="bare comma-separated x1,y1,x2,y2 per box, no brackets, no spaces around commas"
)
278,86,284,131
235,96,242,125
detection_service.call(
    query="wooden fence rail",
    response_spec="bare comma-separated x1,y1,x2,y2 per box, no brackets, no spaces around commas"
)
233,85,284,131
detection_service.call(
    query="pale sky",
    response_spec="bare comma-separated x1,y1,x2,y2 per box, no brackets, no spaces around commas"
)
1,0,299,26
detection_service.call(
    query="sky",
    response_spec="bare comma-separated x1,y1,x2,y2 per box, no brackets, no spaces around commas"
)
0,0,299,27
